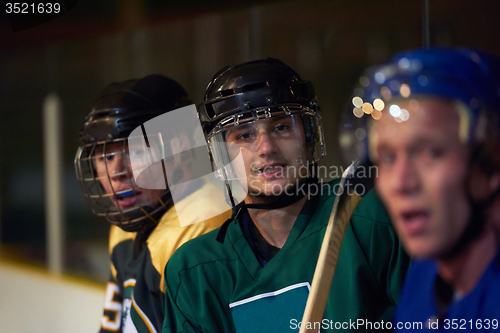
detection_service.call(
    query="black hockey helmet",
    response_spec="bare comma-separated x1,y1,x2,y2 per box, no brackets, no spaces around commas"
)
75,74,192,232
199,58,325,180
198,58,326,242
199,58,319,135
80,75,191,144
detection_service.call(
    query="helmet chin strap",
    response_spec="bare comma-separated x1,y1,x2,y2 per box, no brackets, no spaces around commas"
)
216,175,318,243
441,147,500,260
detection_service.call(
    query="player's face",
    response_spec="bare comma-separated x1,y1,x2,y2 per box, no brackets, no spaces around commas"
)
94,142,168,211
225,115,311,200
372,98,470,259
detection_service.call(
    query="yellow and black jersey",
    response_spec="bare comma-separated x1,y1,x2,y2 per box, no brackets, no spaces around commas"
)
99,181,231,333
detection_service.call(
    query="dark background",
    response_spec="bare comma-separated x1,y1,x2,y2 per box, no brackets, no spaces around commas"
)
1,0,499,283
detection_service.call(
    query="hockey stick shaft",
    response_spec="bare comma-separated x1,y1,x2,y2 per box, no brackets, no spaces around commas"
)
299,163,362,333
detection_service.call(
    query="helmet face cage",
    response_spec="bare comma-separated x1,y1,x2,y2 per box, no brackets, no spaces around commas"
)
76,74,194,231
197,59,326,186
206,105,325,181
198,58,319,135
340,47,500,166
74,136,170,232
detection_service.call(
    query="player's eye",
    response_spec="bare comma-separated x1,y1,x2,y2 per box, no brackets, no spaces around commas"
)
95,154,113,163
425,147,444,159
272,121,293,137
377,151,396,166
128,148,144,158
415,144,444,162
236,131,255,141
275,124,290,132
226,124,256,143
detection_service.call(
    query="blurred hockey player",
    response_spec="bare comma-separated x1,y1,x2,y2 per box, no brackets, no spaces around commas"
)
343,47,500,331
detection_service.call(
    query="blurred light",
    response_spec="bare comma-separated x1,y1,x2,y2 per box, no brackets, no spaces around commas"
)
355,128,366,140
381,86,392,100
373,98,385,111
375,72,385,84
418,75,428,86
389,80,400,92
394,117,403,123
409,99,419,110
471,52,481,63
398,57,410,69
352,96,363,108
389,104,401,118
371,109,382,120
359,76,370,87
471,98,479,109
399,108,409,121
353,107,364,118
339,132,353,149
354,88,365,98
362,102,373,114
400,83,411,98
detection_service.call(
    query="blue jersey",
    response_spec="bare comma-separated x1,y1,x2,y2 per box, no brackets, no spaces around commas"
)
394,250,500,332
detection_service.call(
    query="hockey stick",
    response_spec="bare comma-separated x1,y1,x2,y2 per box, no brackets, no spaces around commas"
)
299,161,362,333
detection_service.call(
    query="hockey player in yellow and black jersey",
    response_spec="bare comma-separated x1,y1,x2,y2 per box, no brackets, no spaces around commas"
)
75,75,231,333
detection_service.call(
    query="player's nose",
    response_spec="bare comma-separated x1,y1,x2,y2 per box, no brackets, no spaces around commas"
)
392,154,420,196
256,131,278,157
108,153,131,180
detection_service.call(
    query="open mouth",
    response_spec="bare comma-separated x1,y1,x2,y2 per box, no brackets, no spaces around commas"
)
115,189,140,208
399,210,430,235
116,189,134,198
255,164,287,178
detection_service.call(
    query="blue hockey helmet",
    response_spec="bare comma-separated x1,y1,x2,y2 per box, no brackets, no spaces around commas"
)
340,47,500,167
340,47,500,259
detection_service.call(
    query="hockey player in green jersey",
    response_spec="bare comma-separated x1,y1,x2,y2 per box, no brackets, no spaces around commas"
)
75,74,231,333
162,59,410,332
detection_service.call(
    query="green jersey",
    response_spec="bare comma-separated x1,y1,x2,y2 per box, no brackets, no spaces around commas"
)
163,181,410,332
99,181,231,333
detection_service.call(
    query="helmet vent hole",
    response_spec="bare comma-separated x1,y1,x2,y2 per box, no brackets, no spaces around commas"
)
242,82,268,92
206,104,216,119
220,89,234,97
